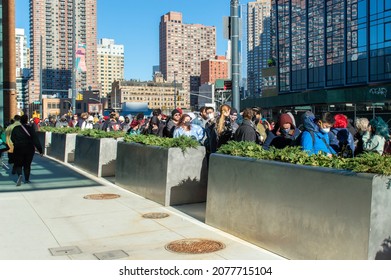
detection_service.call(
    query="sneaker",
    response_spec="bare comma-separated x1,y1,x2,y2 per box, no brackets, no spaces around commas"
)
25,180,31,184
16,175,23,186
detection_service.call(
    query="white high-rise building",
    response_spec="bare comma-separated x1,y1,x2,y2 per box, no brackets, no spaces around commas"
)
247,0,271,97
15,28,28,78
97,38,124,97
15,28,30,111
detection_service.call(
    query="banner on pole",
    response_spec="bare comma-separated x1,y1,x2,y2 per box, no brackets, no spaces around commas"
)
75,42,87,72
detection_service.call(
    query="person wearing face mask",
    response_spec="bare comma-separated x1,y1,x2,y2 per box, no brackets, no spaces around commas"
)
262,113,301,150
173,114,204,143
300,111,336,157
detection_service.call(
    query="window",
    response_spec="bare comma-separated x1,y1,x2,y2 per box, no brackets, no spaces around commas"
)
386,22,391,41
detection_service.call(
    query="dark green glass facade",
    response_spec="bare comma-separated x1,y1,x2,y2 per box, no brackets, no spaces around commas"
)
274,0,391,93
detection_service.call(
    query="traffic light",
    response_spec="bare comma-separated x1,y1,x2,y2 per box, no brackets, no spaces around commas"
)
76,93,83,100
224,80,232,90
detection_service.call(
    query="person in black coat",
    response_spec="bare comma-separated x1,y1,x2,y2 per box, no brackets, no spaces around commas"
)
11,115,43,186
234,108,260,143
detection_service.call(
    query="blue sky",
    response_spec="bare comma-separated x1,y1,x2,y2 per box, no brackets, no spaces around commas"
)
15,0,245,81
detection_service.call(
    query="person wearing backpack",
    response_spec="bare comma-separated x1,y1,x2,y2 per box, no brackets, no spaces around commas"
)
300,111,336,157
328,114,355,158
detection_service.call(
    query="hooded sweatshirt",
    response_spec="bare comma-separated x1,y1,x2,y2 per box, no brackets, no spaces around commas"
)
300,112,336,156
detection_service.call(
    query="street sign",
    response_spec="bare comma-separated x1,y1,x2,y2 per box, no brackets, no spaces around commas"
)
33,101,41,105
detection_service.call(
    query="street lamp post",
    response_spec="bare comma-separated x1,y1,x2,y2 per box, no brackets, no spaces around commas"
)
63,100,72,115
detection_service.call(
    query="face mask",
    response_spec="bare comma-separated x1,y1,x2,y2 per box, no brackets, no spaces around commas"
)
320,127,330,133
208,113,214,120
184,121,191,129
282,128,290,134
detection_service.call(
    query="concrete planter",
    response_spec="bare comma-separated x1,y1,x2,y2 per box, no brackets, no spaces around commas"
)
47,133,77,163
206,153,391,260
74,135,121,177
115,142,208,206
37,131,52,155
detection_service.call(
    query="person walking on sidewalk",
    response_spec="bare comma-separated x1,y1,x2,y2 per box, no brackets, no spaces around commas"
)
11,115,43,186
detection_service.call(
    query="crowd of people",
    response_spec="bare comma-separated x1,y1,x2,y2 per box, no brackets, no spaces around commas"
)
1,105,391,186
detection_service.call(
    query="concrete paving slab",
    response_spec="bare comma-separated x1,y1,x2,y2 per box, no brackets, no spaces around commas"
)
0,153,286,260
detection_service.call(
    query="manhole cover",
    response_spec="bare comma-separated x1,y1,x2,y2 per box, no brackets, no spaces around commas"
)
165,238,225,254
142,212,170,219
83,193,120,200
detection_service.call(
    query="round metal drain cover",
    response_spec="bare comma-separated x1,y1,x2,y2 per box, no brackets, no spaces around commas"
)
83,193,120,200
165,238,225,254
142,212,170,219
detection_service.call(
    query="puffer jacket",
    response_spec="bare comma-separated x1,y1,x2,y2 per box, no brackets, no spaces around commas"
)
301,112,336,156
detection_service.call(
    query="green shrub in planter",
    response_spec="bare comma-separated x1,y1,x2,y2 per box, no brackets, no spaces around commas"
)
40,126,80,134
78,129,125,139
124,134,199,152
218,141,391,176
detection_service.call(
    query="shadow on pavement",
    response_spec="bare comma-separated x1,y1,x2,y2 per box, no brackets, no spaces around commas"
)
0,153,102,192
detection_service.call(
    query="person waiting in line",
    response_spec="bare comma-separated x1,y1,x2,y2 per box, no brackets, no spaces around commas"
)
328,114,355,158
5,115,21,174
300,111,336,157
69,113,80,128
353,117,369,156
173,114,204,143
251,107,268,144
55,115,69,128
121,116,132,132
262,113,301,150
234,108,260,143
198,106,215,129
11,115,43,186
103,112,120,131
229,108,239,134
216,104,234,149
146,109,165,137
164,109,182,138
362,116,389,155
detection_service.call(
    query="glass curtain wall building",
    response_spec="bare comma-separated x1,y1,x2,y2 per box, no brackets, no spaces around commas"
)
0,1,3,125
275,0,391,93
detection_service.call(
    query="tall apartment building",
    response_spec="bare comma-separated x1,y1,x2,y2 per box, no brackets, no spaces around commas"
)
15,28,28,77
15,28,30,111
247,0,271,97
29,0,97,104
200,56,229,84
97,38,124,97
159,11,216,94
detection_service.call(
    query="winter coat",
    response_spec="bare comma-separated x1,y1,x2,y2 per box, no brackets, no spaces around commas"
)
328,128,355,157
173,124,204,143
301,113,336,156
263,127,301,150
234,119,259,143
362,132,386,155
11,124,43,154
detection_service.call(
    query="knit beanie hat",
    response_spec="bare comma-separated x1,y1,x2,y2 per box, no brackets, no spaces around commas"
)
171,109,181,117
278,113,294,128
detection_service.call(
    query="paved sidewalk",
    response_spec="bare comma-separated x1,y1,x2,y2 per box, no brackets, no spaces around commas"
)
0,153,285,260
